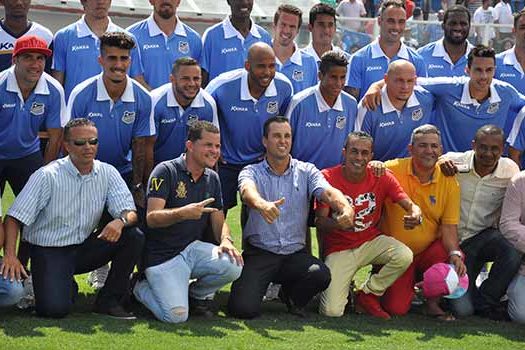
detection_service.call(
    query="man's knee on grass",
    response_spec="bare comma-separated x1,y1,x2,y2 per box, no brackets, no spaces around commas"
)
165,306,188,323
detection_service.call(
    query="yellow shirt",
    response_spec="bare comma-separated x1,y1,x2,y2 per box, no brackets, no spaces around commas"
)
380,158,460,255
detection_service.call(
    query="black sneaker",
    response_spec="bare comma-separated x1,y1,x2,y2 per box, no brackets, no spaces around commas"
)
278,288,306,318
189,298,215,318
93,304,137,320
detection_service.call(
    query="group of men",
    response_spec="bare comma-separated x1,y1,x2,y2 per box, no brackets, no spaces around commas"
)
0,0,525,326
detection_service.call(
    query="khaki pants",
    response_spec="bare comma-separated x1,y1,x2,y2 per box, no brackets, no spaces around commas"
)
319,235,413,317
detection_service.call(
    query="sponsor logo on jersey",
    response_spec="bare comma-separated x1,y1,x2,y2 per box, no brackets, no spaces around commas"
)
72,45,90,52
411,107,423,121
379,121,395,128
186,114,199,125
292,70,304,82
178,41,189,54
122,111,136,124
2,103,16,108
428,64,444,70
366,66,383,72
88,112,103,118
335,116,346,129
267,101,278,114
143,44,160,50
30,102,45,116
305,122,322,127
453,101,470,110
487,102,499,114
231,106,248,112
499,73,516,78
221,47,238,54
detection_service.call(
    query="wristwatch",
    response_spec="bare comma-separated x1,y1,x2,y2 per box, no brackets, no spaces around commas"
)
448,250,463,260
119,215,129,227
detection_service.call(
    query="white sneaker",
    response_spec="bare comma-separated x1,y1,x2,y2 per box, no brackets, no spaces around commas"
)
16,275,35,310
87,264,110,290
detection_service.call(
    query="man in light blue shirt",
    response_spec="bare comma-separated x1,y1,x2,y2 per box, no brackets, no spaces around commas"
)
228,116,355,319
495,10,525,94
418,6,474,77
286,50,357,171
347,0,426,100
206,42,293,212
355,61,434,161
152,57,218,165
52,0,145,99
272,4,318,93
201,0,272,85
1,118,144,319
127,0,202,89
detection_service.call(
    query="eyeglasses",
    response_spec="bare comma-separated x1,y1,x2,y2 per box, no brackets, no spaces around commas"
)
71,138,99,146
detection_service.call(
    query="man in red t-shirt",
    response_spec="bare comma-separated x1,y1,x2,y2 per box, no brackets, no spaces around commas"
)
317,131,422,319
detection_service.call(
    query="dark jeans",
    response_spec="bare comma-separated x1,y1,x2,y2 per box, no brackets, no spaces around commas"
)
450,228,522,317
30,227,144,318
228,243,331,319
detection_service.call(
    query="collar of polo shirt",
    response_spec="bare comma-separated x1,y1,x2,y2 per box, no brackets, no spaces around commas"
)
76,15,119,39
275,42,303,67
381,85,420,114
240,69,277,101
167,85,205,108
370,39,410,60
222,16,261,40
461,78,501,105
147,14,187,38
314,84,344,112
432,38,474,65
96,73,135,102
502,47,525,75
6,65,49,98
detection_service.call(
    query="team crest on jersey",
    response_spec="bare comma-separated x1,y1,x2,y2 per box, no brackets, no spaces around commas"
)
411,108,423,121
176,181,187,199
487,103,499,114
186,114,199,125
335,116,346,129
122,111,136,124
178,41,189,54
292,70,304,82
30,102,45,116
267,101,278,114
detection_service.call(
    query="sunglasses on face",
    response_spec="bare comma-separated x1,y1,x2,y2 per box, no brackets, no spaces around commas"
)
71,138,99,146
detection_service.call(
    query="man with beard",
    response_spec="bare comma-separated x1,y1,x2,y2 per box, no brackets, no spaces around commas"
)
127,0,202,89
201,0,272,85
151,57,218,165
417,5,474,77
205,43,292,214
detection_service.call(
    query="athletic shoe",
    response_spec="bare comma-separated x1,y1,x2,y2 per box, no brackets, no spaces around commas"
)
93,304,137,320
87,264,110,290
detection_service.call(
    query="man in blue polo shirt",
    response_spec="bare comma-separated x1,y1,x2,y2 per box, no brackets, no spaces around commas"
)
52,0,145,99
347,0,426,101
201,0,272,85
417,5,474,78
152,57,218,165
272,4,318,93
206,42,293,213
127,0,202,89
286,50,357,171
355,60,434,161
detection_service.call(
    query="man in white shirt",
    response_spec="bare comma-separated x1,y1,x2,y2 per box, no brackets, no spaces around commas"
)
336,0,367,31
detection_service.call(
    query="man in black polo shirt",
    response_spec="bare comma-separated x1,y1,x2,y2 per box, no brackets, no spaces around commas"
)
133,121,243,323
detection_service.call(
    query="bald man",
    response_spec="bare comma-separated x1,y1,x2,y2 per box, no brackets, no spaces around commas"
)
206,43,293,213
355,61,435,161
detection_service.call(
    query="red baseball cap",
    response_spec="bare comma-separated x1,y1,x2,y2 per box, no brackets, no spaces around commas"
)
12,35,52,58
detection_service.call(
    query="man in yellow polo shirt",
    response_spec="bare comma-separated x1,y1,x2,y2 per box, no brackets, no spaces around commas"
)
380,124,467,321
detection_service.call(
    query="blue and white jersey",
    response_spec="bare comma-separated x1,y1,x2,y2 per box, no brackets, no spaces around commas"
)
417,39,473,77
0,21,53,71
355,86,435,161
127,15,202,89
206,68,293,165
66,74,155,174
496,47,525,94
201,17,272,81
0,67,66,160
285,84,357,170
347,39,427,100
53,16,144,99
276,44,318,93
507,106,525,154
419,76,525,152
151,83,218,164
300,43,350,85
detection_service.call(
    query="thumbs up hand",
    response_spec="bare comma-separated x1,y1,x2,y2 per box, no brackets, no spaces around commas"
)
257,197,285,224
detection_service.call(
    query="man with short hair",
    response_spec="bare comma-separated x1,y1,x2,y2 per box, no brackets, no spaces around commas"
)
133,120,242,323
494,0,514,40
317,131,419,319
272,4,318,93
336,0,367,31
439,125,521,320
151,57,218,165
1,118,144,319
227,117,355,319
206,43,293,213
127,0,202,89
417,5,474,77
201,0,272,84
495,10,525,94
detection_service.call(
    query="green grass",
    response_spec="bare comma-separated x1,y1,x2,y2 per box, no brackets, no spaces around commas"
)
1,189,524,349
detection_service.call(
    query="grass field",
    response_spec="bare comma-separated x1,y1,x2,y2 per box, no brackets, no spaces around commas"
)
1,188,524,350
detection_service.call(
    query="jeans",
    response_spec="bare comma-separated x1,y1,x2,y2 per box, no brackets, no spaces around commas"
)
507,272,525,323
0,258,24,307
450,228,522,317
133,240,242,323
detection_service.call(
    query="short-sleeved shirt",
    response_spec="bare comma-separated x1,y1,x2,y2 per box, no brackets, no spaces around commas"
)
381,158,461,255
507,105,525,153
206,68,293,165
276,44,318,93
66,73,154,174
127,15,202,89
419,76,525,152
493,2,513,33
52,16,144,99
151,83,218,164
0,67,66,160
7,157,135,247
417,39,473,77
317,165,407,257
496,47,525,94
355,86,434,161
300,43,351,85
285,84,357,170
239,157,329,255
201,17,272,81
144,155,222,268
347,39,427,100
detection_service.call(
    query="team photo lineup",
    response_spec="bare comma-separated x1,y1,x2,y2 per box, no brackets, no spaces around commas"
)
2,0,525,329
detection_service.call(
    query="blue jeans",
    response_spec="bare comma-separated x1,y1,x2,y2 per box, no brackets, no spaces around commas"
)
0,258,24,307
507,272,525,323
450,228,522,317
133,240,242,323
